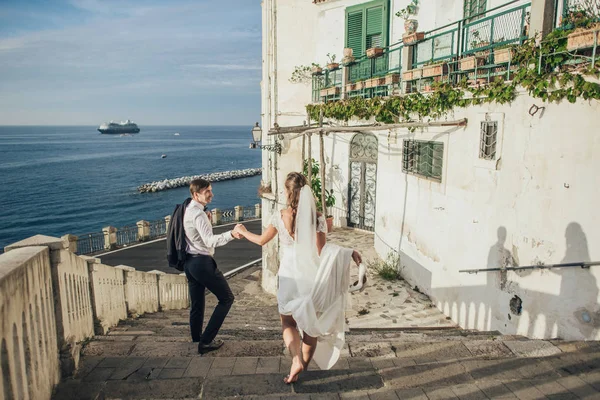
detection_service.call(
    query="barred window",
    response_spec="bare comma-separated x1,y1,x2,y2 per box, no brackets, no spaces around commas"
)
402,139,444,182
479,121,498,160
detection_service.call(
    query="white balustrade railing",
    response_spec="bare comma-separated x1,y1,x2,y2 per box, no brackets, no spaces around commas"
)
0,235,192,400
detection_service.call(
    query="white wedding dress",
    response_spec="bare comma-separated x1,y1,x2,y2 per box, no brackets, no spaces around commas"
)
268,186,353,370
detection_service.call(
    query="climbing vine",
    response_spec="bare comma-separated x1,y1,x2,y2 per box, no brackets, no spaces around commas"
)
306,27,600,126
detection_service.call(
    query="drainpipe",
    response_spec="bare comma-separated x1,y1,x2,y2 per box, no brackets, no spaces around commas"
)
272,0,279,203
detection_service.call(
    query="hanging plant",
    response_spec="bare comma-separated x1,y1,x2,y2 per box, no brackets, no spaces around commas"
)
307,27,600,128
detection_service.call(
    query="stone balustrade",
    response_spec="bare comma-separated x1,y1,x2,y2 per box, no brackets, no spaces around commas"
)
0,246,60,400
157,273,189,311
0,235,191,400
85,257,127,335
124,270,160,317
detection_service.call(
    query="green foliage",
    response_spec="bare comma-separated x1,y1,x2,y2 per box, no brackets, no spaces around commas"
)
302,158,336,215
290,63,322,84
307,29,600,126
327,53,337,65
395,0,418,20
368,252,401,281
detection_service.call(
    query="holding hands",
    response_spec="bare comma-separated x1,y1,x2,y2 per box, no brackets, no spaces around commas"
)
232,223,247,239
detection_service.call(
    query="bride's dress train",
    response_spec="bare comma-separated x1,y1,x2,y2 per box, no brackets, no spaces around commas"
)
272,186,355,370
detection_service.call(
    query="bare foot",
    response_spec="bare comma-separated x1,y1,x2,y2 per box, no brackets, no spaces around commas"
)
284,357,304,384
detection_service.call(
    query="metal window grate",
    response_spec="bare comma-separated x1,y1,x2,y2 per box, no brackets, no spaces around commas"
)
402,140,444,182
479,121,498,160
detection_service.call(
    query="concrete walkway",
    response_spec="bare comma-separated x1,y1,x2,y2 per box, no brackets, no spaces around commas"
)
327,227,455,330
98,220,263,274
53,266,600,399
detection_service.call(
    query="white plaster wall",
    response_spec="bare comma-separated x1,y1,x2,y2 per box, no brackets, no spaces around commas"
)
372,90,600,340
261,0,600,340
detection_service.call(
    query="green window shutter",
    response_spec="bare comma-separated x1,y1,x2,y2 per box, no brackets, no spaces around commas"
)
366,5,383,49
346,10,364,58
346,0,388,57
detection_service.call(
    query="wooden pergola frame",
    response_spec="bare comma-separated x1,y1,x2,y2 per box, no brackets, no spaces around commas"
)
268,118,468,217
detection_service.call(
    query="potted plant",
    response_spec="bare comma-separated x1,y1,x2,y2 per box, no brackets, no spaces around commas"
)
366,47,384,58
290,65,319,83
365,76,385,88
396,0,419,34
459,55,486,71
303,159,336,232
385,73,400,85
402,31,425,45
311,63,323,75
326,53,339,70
493,44,515,64
470,30,490,57
422,60,448,77
342,47,356,65
565,8,600,51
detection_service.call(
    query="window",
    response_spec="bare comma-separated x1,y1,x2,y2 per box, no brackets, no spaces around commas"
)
311,74,324,103
464,0,486,21
402,139,444,182
346,0,389,58
479,121,497,160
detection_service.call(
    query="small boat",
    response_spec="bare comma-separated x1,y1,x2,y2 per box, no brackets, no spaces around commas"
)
174,133,180,136
161,154,167,158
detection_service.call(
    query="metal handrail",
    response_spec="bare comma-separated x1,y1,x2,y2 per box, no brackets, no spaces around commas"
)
459,261,600,274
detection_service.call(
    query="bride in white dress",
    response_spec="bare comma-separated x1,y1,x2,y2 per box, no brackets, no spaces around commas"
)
236,172,364,383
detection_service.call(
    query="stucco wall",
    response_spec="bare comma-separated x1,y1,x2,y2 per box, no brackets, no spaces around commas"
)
261,0,600,339
372,91,600,340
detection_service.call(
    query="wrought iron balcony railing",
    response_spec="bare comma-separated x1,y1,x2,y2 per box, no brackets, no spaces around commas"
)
311,1,535,101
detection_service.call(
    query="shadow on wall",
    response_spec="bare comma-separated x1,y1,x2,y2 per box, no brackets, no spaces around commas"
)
401,222,599,339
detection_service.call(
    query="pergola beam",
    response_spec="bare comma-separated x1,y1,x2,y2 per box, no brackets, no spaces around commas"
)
267,118,468,136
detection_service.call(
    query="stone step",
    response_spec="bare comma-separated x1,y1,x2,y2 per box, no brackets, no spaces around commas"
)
56,346,600,399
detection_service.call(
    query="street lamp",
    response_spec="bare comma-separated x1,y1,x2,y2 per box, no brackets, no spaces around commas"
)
249,122,281,154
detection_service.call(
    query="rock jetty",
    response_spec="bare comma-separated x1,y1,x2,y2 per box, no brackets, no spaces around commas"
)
138,168,262,193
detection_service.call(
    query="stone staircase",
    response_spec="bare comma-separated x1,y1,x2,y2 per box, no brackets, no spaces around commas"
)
52,267,600,399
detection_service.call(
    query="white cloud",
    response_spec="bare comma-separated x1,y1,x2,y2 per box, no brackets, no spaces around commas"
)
0,0,262,124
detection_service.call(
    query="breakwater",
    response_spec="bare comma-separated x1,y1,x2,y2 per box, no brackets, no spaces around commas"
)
138,168,262,193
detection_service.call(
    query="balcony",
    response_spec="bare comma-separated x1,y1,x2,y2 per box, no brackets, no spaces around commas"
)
312,1,532,102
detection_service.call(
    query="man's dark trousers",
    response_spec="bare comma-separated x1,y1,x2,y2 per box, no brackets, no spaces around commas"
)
184,254,235,344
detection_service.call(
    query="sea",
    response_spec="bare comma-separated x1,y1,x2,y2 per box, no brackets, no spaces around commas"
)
0,126,262,250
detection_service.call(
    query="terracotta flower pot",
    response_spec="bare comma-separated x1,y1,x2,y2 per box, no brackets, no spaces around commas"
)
404,19,419,35
422,63,448,78
311,66,323,75
402,32,425,45
493,47,514,64
385,73,400,84
567,28,600,51
327,63,340,70
366,47,384,58
326,216,333,233
459,55,486,71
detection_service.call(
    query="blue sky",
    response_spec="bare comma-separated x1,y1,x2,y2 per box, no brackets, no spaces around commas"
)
0,0,262,125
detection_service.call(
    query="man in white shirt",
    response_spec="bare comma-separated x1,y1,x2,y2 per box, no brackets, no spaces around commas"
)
183,178,243,353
